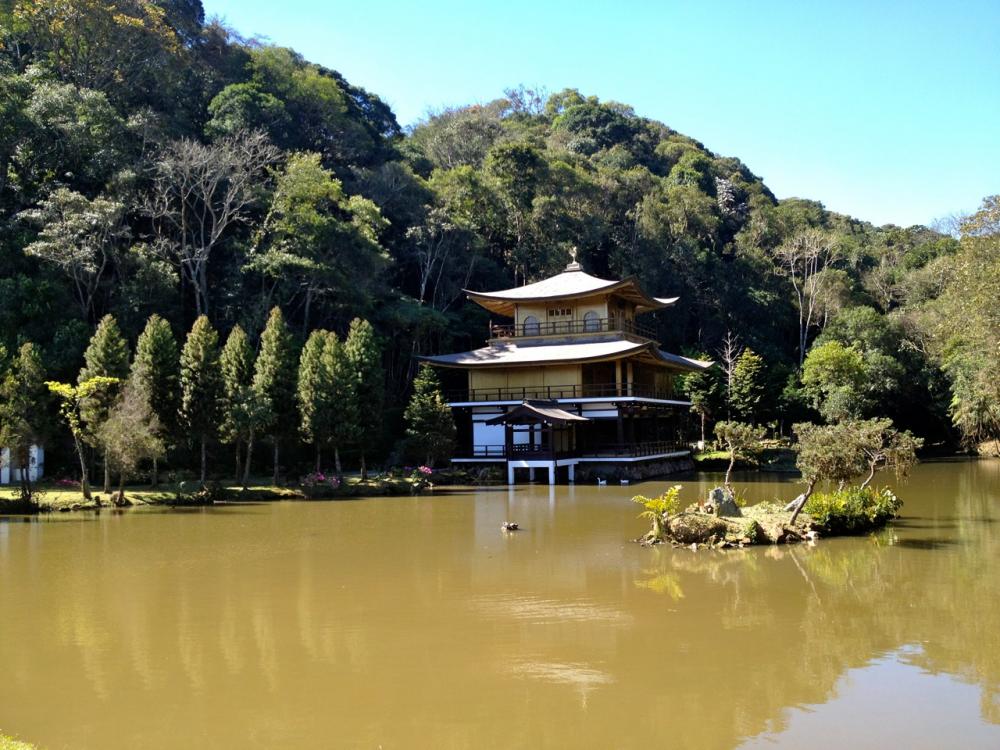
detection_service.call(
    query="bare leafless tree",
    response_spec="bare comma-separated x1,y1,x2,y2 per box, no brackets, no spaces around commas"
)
146,130,279,317
774,229,842,367
406,207,479,311
718,330,743,418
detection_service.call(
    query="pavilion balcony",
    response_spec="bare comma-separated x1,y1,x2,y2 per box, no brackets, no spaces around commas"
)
456,440,689,460
488,316,657,342
446,382,684,404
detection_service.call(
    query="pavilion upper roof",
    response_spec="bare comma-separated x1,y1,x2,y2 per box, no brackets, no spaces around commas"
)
464,263,679,318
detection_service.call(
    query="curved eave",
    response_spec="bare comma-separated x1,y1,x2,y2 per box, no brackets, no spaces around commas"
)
649,350,714,372
464,276,678,318
418,341,714,373
417,343,647,369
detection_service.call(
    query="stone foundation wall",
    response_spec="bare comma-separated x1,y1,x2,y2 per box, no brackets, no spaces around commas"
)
575,456,694,483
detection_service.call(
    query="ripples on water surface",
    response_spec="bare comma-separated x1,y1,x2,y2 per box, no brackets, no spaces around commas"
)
1,459,999,749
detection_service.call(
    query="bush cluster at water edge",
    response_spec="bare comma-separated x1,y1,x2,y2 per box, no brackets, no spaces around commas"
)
804,486,902,535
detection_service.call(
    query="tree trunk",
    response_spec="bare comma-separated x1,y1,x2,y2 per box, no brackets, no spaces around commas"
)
74,436,91,500
272,440,279,486
116,473,125,506
360,452,367,481
200,434,207,483
242,431,254,489
151,455,158,488
302,287,313,336
198,261,210,319
859,463,877,490
103,450,110,494
788,479,817,525
18,455,32,503
724,450,735,490
235,442,242,483
334,446,342,479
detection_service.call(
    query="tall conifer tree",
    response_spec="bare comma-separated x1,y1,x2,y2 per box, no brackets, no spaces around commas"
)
297,330,333,472
80,314,129,492
179,315,223,483
344,318,383,478
730,349,767,424
404,364,455,467
251,307,298,484
324,332,357,478
220,325,258,485
130,314,179,485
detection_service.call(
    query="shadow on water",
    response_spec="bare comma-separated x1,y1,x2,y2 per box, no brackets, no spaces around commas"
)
893,538,962,550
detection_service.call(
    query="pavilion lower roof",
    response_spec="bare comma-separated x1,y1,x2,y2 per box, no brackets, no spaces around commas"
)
418,338,712,372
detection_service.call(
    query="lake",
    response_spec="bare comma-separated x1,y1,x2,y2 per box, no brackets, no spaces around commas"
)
2,459,999,749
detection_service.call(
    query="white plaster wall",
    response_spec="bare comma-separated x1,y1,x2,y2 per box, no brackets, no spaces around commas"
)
1,445,44,484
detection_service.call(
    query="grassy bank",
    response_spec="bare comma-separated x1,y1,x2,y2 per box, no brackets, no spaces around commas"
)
0,475,428,514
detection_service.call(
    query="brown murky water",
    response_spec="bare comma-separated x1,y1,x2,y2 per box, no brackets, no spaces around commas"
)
2,459,1000,749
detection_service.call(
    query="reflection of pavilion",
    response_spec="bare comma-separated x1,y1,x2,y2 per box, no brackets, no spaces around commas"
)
420,258,711,484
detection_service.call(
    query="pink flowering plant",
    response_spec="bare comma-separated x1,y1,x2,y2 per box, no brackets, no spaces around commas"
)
409,465,434,489
301,472,341,498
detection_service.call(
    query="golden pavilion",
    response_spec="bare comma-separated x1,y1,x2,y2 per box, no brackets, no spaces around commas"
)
420,255,712,484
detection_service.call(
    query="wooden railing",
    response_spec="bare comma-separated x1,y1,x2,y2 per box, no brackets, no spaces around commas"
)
446,382,678,403
457,441,688,459
577,441,687,458
489,317,657,341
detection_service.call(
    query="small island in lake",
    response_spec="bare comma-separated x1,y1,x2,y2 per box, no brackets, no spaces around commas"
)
633,417,920,548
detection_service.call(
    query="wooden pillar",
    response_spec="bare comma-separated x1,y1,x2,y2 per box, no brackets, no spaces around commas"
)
615,360,622,397
626,360,634,397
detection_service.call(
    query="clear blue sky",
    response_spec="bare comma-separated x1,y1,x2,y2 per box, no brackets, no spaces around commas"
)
203,0,999,227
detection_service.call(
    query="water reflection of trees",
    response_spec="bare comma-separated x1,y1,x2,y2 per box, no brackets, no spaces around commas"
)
0,462,998,748
625,460,1000,746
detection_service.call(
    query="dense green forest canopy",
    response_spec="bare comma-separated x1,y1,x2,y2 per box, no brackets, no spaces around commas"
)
0,0,996,470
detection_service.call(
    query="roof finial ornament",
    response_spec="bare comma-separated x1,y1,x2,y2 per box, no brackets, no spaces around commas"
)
566,245,582,272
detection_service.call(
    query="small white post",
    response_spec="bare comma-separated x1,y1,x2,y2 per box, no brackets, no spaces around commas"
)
528,467,536,482
568,464,575,483
507,462,515,485
548,462,556,485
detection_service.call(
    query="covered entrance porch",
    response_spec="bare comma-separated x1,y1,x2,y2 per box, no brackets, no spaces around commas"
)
484,401,589,485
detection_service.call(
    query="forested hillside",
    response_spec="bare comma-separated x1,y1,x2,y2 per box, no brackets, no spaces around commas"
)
1,0,997,474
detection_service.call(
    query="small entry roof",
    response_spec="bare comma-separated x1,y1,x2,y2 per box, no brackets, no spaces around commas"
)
484,401,590,426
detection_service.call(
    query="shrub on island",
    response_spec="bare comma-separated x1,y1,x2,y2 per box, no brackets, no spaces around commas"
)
804,486,901,535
